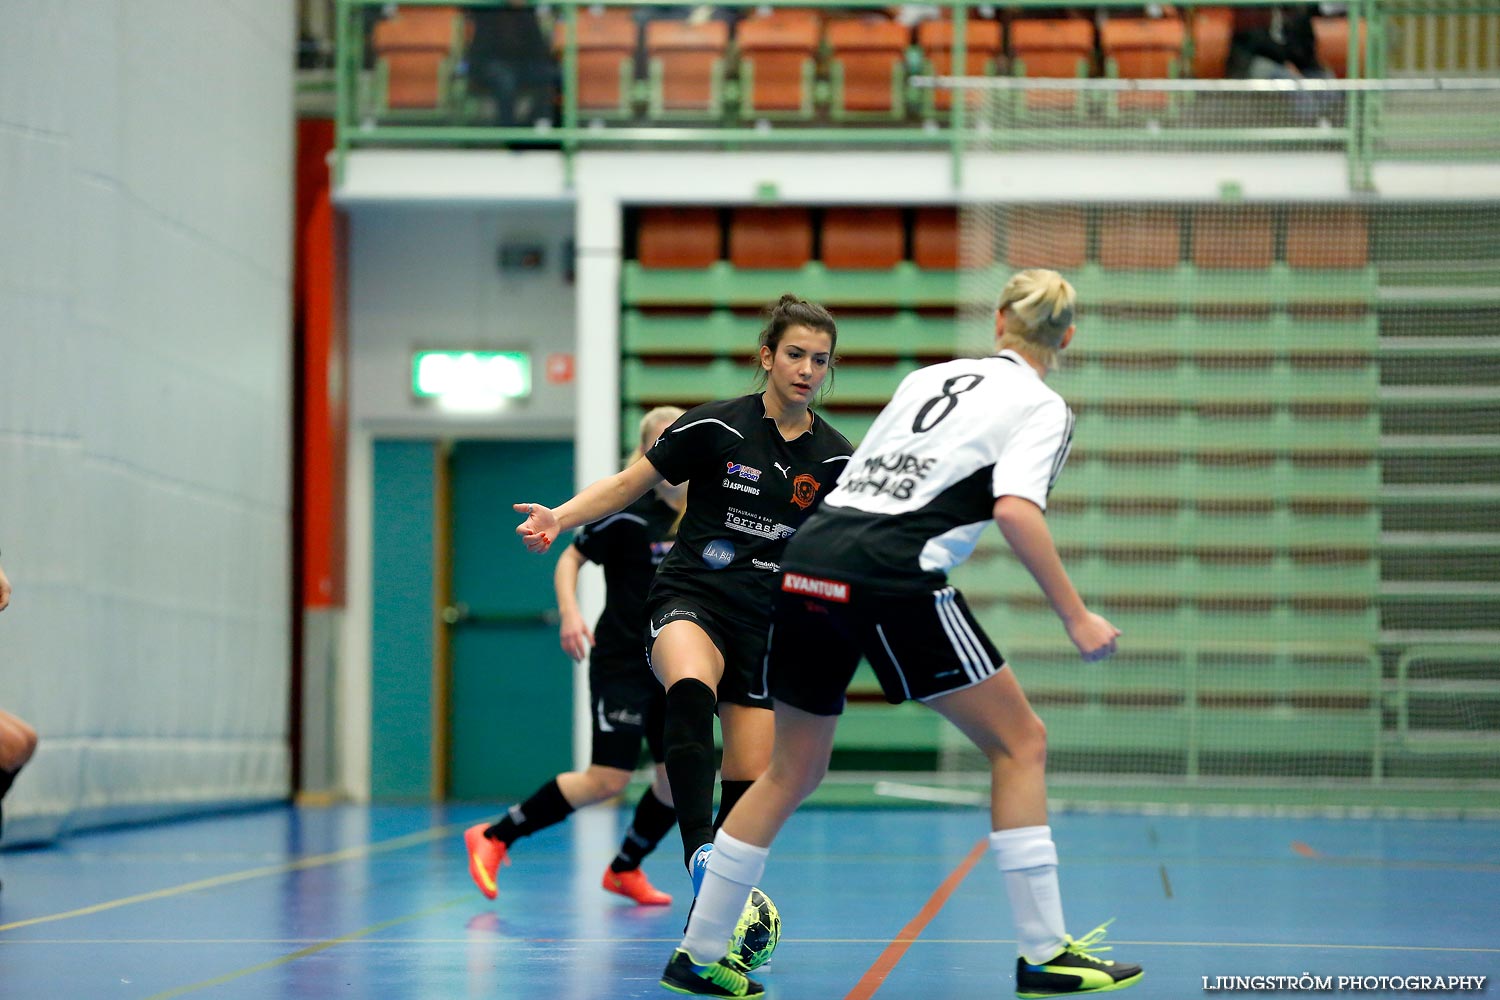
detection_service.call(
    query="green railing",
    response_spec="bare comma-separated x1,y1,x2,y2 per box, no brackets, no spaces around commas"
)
332,0,1428,185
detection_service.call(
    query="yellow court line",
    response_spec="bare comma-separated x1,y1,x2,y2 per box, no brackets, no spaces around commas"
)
0,821,467,933
137,895,469,1000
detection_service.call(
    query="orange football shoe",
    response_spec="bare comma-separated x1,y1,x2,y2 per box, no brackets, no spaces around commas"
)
602,866,673,906
464,822,510,900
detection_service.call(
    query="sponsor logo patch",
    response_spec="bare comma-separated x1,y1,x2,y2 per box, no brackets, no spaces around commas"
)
701,538,736,570
649,608,699,638
751,558,781,572
782,572,850,603
790,473,821,510
726,462,762,482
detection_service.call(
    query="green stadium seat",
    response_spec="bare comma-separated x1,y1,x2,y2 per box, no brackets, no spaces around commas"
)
624,308,962,358
1053,456,1380,504
1066,410,1380,456
1055,359,1377,406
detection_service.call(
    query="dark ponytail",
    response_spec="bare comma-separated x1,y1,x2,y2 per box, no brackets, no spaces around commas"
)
752,293,838,397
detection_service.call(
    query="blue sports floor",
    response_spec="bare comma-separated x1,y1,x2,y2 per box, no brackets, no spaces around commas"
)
1,803,1496,999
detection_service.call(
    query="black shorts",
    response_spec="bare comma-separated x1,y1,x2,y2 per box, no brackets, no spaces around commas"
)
644,594,772,709
767,574,1007,716
589,652,666,770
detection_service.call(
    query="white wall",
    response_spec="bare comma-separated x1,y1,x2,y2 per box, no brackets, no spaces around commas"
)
0,0,296,841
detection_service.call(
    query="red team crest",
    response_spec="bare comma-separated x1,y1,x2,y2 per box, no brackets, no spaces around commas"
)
790,473,820,509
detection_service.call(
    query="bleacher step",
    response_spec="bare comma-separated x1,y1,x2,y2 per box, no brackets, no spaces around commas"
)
1380,434,1500,453
1380,336,1500,357
1381,530,1500,549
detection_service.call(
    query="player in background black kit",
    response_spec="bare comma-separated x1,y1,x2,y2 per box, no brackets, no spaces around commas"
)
514,295,854,903
663,270,1144,999
0,556,41,891
465,407,687,907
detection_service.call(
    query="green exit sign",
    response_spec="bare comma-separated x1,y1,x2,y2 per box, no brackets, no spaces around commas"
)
412,350,531,401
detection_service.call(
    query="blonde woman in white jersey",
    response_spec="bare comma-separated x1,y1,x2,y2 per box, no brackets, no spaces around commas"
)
659,270,1142,999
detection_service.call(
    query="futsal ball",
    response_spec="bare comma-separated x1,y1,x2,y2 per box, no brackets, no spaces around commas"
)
728,886,781,972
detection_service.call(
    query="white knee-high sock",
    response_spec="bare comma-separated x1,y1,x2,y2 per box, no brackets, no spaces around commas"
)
990,825,1066,965
680,830,769,963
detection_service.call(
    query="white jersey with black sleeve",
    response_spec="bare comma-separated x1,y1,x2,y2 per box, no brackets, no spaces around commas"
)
781,349,1074,593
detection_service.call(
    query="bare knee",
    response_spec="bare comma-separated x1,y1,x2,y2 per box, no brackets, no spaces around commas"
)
584,766,632,801
559,766,632,807
991,712,1047,771
766,754,826,804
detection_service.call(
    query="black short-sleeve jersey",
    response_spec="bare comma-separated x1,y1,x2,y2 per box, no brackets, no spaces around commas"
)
571,492,680,661
782,351,1074,593
646,394,854,623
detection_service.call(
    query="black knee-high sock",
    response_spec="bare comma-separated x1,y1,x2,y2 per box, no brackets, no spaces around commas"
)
610,787,677,873
483,778,574,847
663,678,719,866
714,779,753,834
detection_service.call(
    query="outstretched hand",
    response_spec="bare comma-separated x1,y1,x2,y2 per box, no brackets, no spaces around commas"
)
1067,611,1121,663
514,503,559,554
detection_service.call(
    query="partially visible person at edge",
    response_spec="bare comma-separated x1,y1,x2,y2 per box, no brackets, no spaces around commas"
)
464,407,687,907
509,295,854,902
0,555,41,891
658,270,1144,999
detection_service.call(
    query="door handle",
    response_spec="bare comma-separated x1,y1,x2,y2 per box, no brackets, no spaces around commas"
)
443,603,559,627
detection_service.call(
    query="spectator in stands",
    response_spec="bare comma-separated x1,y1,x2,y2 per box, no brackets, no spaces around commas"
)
0,557,40,873
468,0,560,127
1229,4,1335,120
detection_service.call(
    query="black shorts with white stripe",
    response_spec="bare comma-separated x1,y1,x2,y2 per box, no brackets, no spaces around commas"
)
765,575,1006,717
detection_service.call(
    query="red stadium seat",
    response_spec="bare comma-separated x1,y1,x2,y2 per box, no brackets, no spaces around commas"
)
737,12,822,118
822,209,905,270
1314,16,1367,78
828,17,911,118
1286,208,1369,269
1101,17,1186,111
1192,207,1275,270
638,208,721,269
914,207,996,270
553,9,637,118
1099,209,1181,270
1006,206,1087,269
645,18,730,116
730,208,813,269
917,19,1003,112
1190,6,1234,79
371,6,467,110
1010,18,1094,111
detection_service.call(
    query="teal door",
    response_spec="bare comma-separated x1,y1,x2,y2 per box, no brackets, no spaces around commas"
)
446,440,575,801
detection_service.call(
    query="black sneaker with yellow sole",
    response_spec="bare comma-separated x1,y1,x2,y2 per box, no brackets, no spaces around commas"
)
660,948,765,997
1015,922,1143,997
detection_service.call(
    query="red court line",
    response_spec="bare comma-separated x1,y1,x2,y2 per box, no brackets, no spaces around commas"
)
844,837,989,1000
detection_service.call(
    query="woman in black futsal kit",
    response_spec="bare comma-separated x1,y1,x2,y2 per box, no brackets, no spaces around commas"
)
663,269,1145,999
464,407,687,906
512,295,854,898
